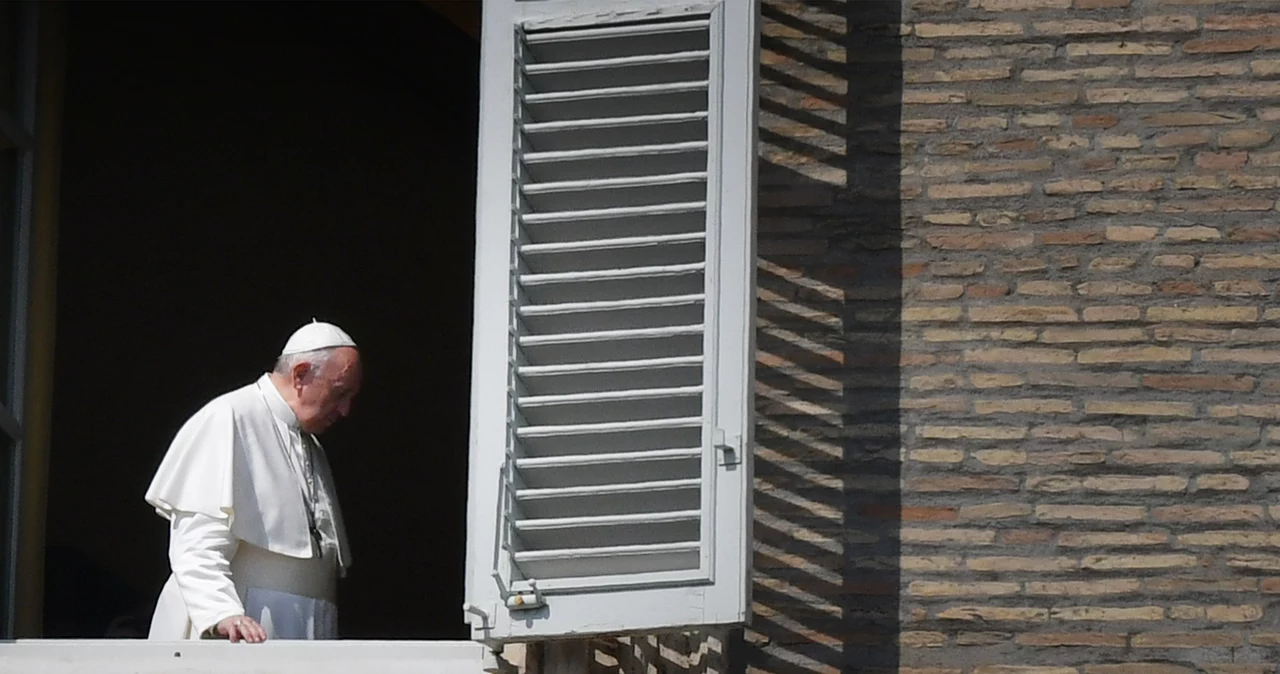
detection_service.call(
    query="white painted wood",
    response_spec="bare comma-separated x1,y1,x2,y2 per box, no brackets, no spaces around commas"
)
0,640,488,674
464,0,757,643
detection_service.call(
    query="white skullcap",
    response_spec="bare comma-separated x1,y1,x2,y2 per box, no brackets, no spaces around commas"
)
280,318,357,356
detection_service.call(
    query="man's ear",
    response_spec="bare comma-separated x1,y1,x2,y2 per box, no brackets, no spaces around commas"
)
291,362,312,389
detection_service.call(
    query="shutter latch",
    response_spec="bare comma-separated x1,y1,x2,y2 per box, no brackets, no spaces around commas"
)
715,429,741,467
493,570,547,612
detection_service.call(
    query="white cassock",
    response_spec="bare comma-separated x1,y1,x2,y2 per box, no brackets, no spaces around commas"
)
144,373,351,640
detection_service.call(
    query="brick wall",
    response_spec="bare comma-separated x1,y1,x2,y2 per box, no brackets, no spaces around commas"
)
595,0,1280,673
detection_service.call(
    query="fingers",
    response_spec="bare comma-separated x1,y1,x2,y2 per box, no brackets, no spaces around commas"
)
219,616,267,643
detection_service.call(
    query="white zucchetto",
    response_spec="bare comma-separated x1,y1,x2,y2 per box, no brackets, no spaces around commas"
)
280,319,357,356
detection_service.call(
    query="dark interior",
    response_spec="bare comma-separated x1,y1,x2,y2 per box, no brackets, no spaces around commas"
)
42,0,479,639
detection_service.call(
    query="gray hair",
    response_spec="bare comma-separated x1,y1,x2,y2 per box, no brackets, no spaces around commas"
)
273,347,339,379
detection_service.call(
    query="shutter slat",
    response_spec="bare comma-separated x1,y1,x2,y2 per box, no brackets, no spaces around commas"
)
515,447,701,469
523,18,711,43
519,385,702,408
523,80,707,104
516,477,701,499
523,111,708,134
517,417,702,438
519,294,704,317
513,541,701,563
518,324,702,347
524,50,711,74
520,202,705,225
522,141,707,164
520,231,704,255
520,262,704,285
521,171,707,195
517,355,702,377
515,510,701,531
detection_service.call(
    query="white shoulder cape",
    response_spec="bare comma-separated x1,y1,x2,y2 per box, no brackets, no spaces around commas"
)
144,375,351,570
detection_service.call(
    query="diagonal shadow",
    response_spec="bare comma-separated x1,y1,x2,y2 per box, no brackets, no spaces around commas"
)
601,1,904,673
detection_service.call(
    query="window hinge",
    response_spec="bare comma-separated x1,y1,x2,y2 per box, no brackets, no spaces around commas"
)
493,570,546,612
714,428,741,467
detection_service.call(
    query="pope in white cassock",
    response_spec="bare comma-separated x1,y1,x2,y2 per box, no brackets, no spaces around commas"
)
144,320,362,643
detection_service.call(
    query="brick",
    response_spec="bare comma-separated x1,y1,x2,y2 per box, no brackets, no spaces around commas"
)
1143,375,1255,392
1146,578,1255,593
1082,306,1141,322
1214,280,1267,296
974,91,1080,106
919,425,1028,440
903,119,950,133
1075,114,1119,128
1002,257,1048,273
909,448,967,463
1121,153,1180,170
904,307,964,321
937,607,1047,624
968,556,1076,572
1001,529,1055,544
1153,506,1264,522
960,503,1032,519
1037,505,1146,522
1149,424,1260,442
1026,579,1140,595
1077,281,1153,296
1166,225,1221,242
1205,13,1280,30
975,399,1074,414
1148,306,1257,323
1219,129,1274,148
910,475,1022,491
1031,425,1129,441
1184,35,1280,54
1041,328,1145,343
957,632,1009,646
1033,17,1196,34
1196,474,1250,490
903,528,1001,545
924,328,1037,342
1132,633,1242,648
965,347,1075,364
916,22,1025,37
1018,633,1126,647
1232,450,1280,465
972,373,1027,388
909,581,1020,597
1204,349,1280,363
1098,135,1141,150
1145,111,1247,127
971,306,1078,323
1199,83,1280,99
1079,346,1190,363
1090,256,1136,272
1018,280,1074,295
971,0,1073,7
1251,151,1280,166
1086,401,1195,417
1017,113,1064,128
1024,66,1128,82
901,631,948,648
902,556,964,572
1202,253,1280,268
926,232,1035,250
1042,231,1104,245
1068,42,1172,56
917,283,965,300
1137,62,1249,78
1083,475,1190,491
1059,532,1168,546
1196,151,1249,169
1155,129,1212,147
1051,606,1164,621
1106,225,1158,241
1161,196,1276,212
907,67,1015,84
958,116,1010,131
974,668,1077,674
1254,59,1280,76
1045,179,1103,195
1087,88,1189,104
1081,554,1199,570
1180,531,1280,547
929,182,1033,199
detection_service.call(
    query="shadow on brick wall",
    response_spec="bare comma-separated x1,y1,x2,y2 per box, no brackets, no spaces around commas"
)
593,2,905,673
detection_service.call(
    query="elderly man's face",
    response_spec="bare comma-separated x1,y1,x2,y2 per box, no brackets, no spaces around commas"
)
294,347,362,434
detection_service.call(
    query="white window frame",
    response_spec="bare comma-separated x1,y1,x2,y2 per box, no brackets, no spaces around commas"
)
463,0,757,646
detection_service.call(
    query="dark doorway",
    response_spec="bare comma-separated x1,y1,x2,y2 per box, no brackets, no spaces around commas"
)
43,0,478,639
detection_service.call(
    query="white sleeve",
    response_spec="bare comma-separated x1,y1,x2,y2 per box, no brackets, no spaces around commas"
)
168,510,243,635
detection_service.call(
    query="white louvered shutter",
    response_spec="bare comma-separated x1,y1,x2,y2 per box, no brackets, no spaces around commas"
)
464,0,756,643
